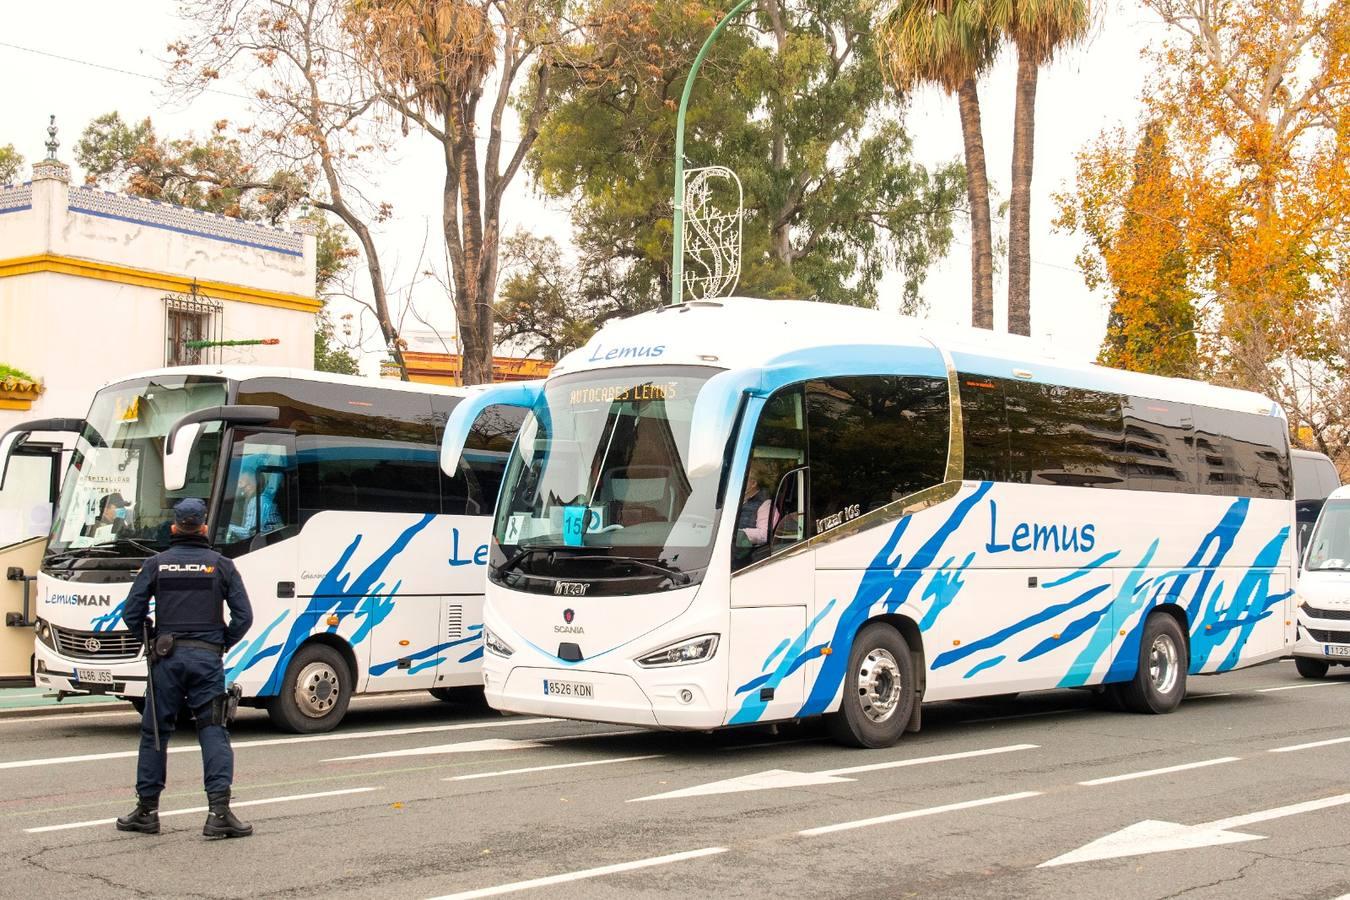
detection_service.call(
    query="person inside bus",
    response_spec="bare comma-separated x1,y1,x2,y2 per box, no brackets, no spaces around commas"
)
737,459,775,548
84,492,131,540
224,464,282,544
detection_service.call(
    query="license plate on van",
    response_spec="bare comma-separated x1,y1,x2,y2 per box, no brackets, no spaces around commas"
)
544,679,593,699
1326,645,1350,658
74,668,114,685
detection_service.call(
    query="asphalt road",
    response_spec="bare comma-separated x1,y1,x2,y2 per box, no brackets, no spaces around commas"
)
1,662,1348,900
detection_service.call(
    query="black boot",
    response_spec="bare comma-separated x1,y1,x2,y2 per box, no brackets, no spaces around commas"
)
115,797,160,834
202,790,252,839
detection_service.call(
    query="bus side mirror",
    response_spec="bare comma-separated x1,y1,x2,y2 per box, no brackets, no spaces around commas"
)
440,382,543,477
686,369,761,479
0,418,85,490
163,405,279,491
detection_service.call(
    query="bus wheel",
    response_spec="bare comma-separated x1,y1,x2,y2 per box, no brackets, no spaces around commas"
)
429,686,488,707
267,644,352,734
1119,613,1187,714
826,623,915,748
1295,657,1330,679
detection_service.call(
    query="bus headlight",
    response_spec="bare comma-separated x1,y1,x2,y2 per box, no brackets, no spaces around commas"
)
636,634,719,668
484,626,515,658
35,618,54,649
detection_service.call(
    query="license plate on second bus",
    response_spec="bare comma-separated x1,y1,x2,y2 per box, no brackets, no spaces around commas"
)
544,679,594,699
74,668,114,685
1326,645,1350,658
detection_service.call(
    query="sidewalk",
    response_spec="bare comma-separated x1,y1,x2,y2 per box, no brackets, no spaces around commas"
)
0,685,128,718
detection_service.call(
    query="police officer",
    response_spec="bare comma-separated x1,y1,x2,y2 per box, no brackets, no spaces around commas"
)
116,498,255,839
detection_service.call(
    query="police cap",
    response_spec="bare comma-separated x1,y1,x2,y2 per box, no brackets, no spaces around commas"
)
173,498,208,529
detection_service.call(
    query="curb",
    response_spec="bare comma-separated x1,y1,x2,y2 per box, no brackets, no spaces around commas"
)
0,699,131,720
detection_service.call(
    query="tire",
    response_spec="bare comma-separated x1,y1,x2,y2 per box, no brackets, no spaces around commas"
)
826,622,916,748
1119,613,1187,714
1295,656,1331,679
266,643,352,734
429,686,488,706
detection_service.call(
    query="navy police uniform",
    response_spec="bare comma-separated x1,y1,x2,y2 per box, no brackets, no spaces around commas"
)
116,498,254,838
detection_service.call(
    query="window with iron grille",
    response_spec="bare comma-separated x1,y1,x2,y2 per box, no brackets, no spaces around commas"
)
164,293,223,366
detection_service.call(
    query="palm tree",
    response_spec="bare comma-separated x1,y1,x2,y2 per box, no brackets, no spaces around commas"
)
993,0,1091,337
879,0,1000,330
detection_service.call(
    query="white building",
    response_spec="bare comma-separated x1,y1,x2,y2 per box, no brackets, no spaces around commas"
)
0,126,319,548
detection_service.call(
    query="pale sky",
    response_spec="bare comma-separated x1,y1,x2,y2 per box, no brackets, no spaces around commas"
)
0,0,1161,368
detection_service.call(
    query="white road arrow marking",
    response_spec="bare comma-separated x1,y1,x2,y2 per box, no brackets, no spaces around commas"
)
1040,792,1350,867
630,743,1037,802
325,738,548,761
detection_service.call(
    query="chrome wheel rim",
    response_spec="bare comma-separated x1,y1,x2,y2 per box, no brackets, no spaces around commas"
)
857,648,902,723
294,661,340,718
1149,634,1179,695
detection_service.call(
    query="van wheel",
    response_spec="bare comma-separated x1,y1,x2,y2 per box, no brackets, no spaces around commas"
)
267,644,352,734
429,686,487,707
1119,613,1187,714
1295,657,1330,679
826,623,916,748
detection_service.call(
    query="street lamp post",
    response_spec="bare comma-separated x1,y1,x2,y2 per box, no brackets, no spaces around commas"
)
670,0,754,306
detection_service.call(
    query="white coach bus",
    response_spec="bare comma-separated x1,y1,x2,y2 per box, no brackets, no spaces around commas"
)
0,367,525,732
440,298,1296,748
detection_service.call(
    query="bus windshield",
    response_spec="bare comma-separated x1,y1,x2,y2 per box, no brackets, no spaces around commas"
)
491,366,725,593
1306,499,1350,571
46,375,228,559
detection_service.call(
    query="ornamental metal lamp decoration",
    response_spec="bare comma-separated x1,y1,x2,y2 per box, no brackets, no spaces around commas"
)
670,0,752,306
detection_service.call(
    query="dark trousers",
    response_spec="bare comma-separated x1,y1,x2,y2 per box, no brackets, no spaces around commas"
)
136,647,234,799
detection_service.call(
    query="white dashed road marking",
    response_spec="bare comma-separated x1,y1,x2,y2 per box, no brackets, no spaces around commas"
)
427,847,729,899
447,754,664,781
1269,735,1350,753
1077,756,1241,786
799,791,1043,837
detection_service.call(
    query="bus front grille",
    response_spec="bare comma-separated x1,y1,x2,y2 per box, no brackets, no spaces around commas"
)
51,625,142,661
1305,627,1350,644
1301,604,1350,621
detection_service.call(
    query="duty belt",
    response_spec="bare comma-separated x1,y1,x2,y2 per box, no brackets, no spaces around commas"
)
173,638,224,655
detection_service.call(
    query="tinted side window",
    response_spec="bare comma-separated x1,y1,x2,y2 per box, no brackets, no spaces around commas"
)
1194,409,1291,500
239,379,441,517
1006,383,1125,488
1122,397,1195,493
806,376,949,531
958,375,1009,482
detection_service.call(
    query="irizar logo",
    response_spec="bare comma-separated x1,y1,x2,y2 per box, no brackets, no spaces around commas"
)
554,582,589,597
158,563,216,574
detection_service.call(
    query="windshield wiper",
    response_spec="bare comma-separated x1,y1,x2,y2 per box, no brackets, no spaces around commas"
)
495,546,552,575
44,546,120,566
569,554,691,586
114,537,159,557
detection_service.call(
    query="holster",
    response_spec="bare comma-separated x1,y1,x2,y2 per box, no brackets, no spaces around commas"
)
151,634,176,662
211,683,243,727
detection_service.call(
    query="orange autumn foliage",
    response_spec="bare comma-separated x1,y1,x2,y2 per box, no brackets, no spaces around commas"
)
1057,0,1350,396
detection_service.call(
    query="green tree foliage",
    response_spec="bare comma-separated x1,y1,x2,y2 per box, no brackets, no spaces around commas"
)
524,0,963,336
0,145,23,185
311,217,363,374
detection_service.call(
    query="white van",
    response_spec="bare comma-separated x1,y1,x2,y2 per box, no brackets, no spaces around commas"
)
1294,484,1350,677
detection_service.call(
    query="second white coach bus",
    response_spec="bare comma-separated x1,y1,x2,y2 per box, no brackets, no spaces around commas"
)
1,366,525,732
441,298,1296,747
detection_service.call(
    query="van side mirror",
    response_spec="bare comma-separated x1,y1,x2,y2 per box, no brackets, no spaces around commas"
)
163,406,279,491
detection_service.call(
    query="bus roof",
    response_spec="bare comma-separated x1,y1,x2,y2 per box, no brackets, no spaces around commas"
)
551,297,1281,417
96,364,488,399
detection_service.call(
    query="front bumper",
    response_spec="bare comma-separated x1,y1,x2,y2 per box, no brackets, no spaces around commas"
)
487,663,725,730
32,641,148,698
1293,614,1350,662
